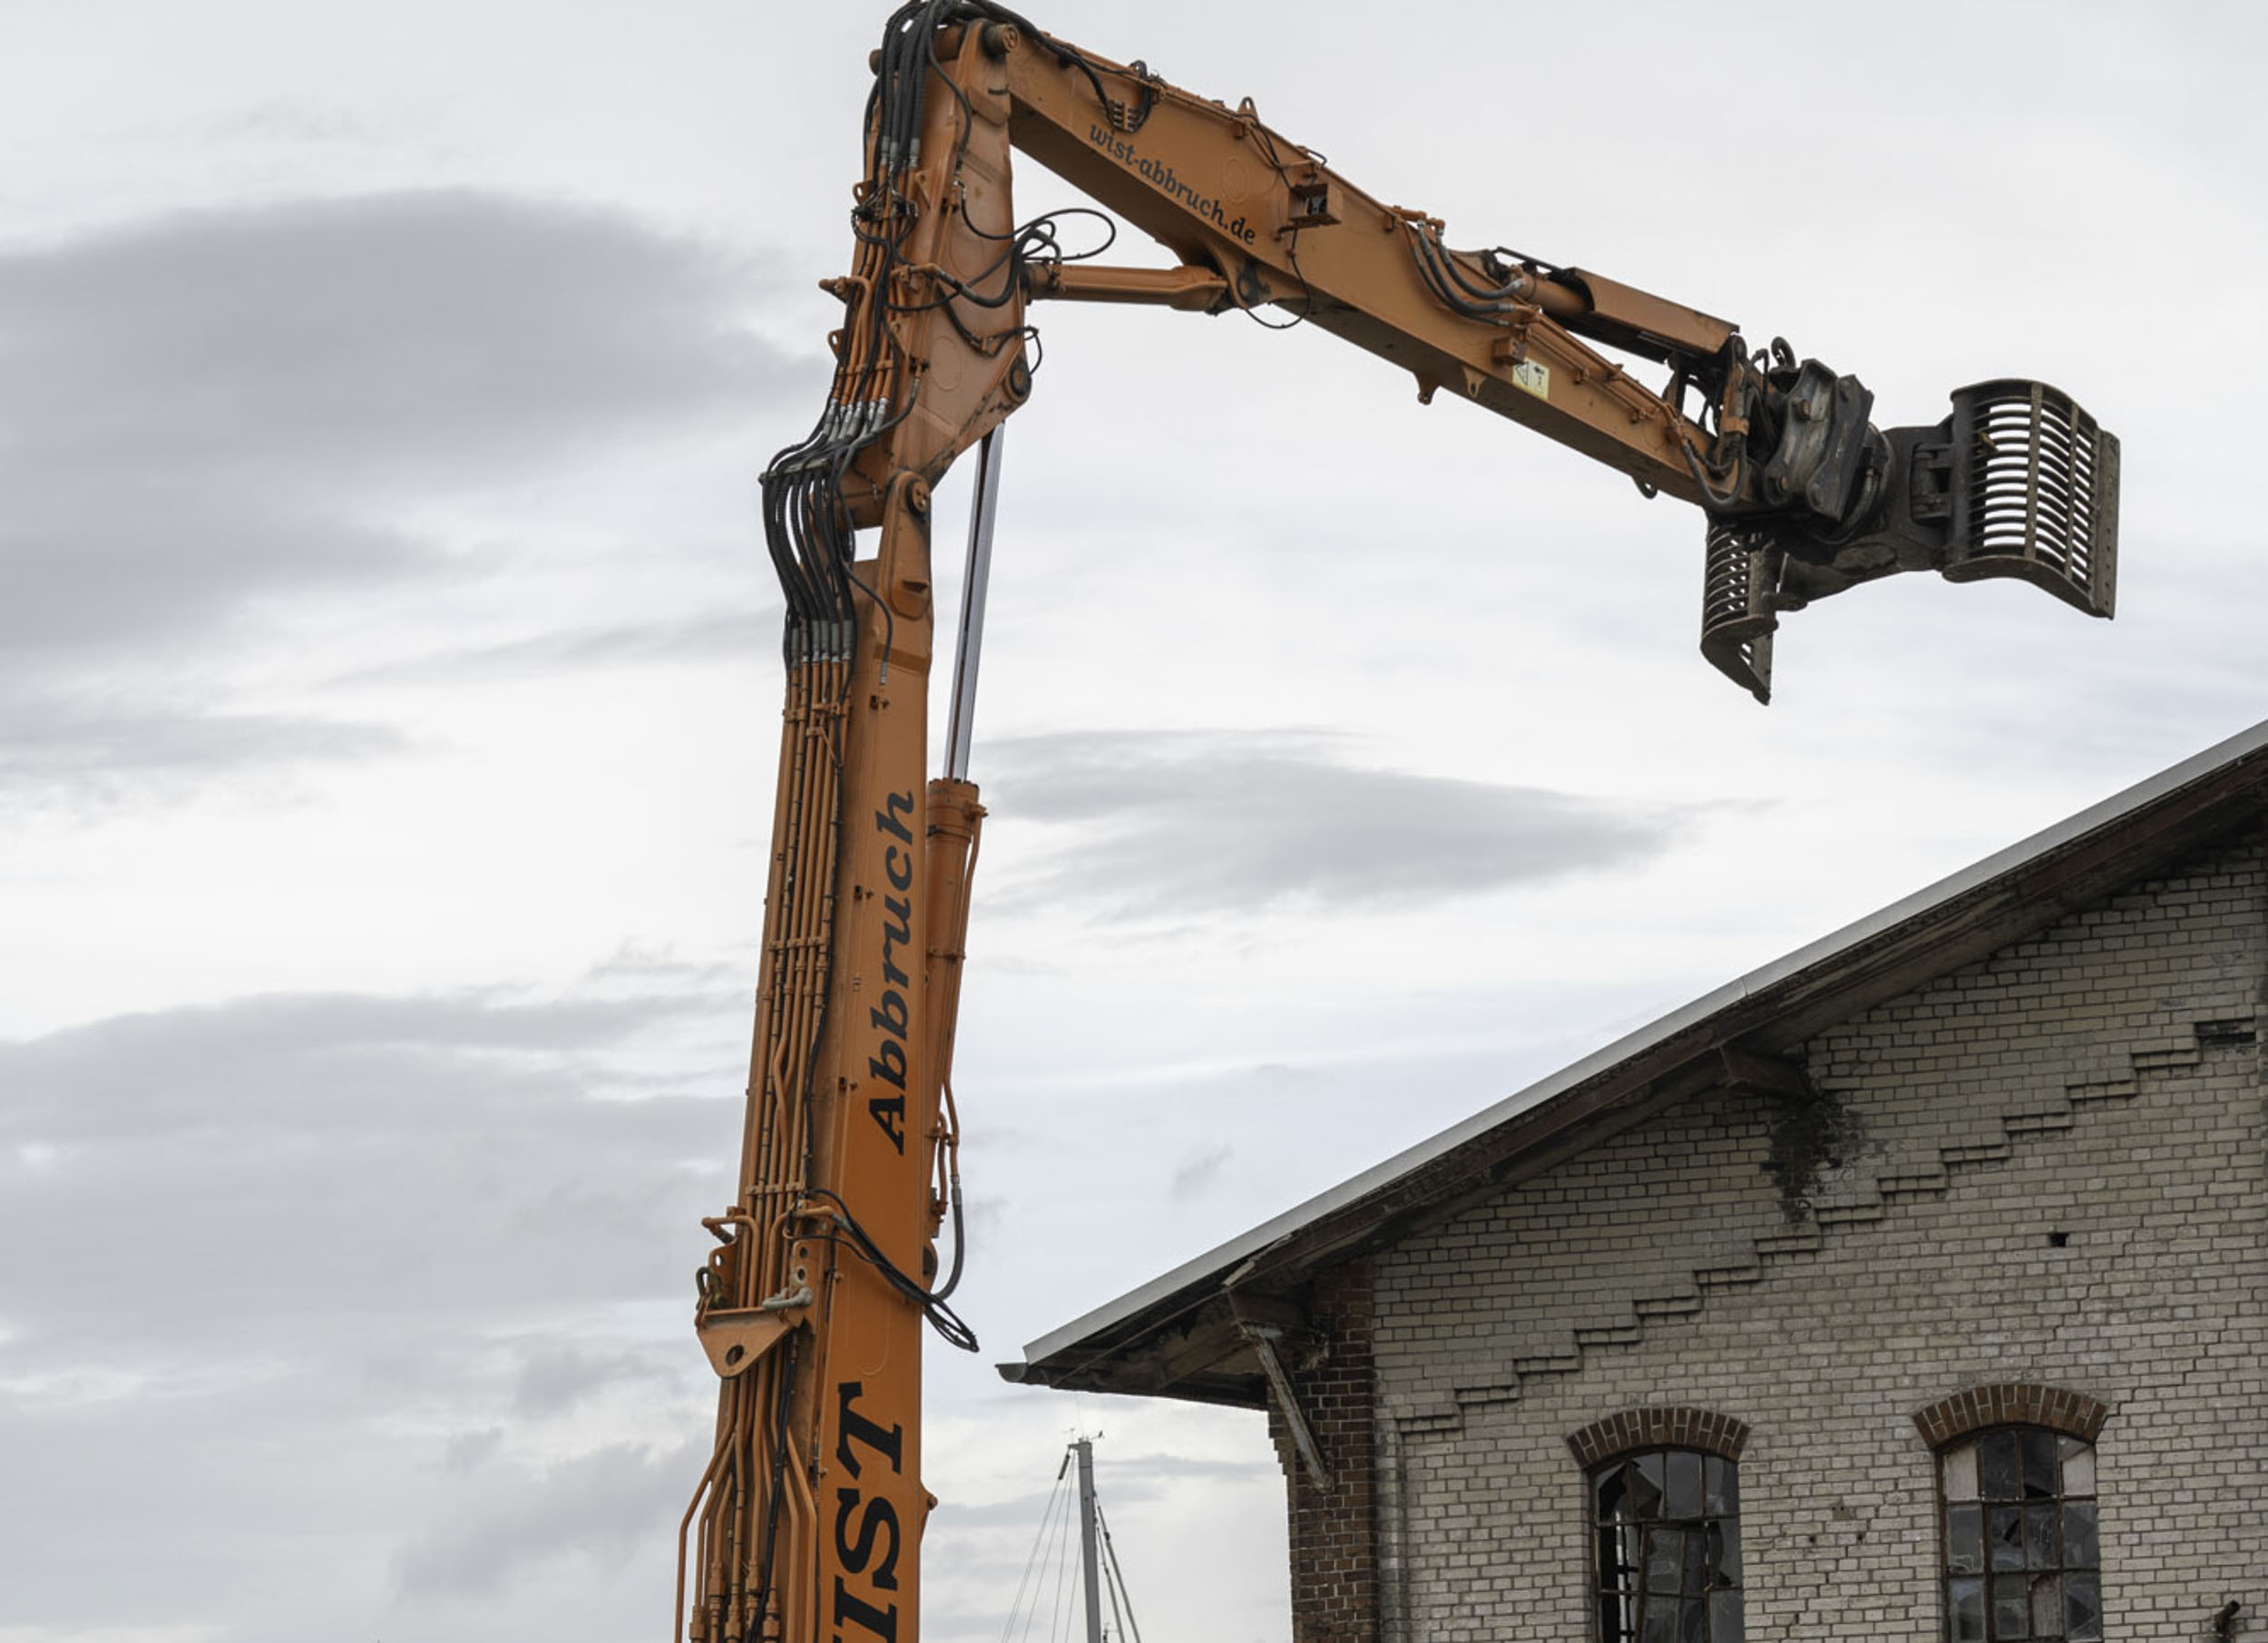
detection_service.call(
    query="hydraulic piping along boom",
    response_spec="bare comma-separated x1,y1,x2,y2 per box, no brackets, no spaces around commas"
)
680,6,2120,1641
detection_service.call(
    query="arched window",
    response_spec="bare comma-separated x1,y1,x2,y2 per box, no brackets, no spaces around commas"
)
1591,1447,1745,1643
1570,1410,1749,1643
1917,1386,2109,1643
1937,1430,2098,1642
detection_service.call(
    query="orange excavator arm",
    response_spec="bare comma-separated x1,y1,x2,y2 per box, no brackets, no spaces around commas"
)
797,7,2116,701
679,8,2120,1643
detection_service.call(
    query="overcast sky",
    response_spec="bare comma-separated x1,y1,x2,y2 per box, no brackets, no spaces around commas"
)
5,4,2265,1641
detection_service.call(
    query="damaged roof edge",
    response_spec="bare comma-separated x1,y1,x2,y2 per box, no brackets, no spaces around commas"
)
1002,715,2268,1384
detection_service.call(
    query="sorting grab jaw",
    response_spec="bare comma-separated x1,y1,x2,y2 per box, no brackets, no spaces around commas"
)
1701,378,2119,703
1941,379,2120,613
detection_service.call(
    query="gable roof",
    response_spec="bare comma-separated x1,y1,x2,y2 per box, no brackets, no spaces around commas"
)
998,718,2268,1407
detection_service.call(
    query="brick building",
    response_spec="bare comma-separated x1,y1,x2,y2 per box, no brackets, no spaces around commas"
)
1002,722,2268,1643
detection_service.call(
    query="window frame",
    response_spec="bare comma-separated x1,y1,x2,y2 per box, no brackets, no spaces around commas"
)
1915,1386,2111,1643
1588,1443,1746,1643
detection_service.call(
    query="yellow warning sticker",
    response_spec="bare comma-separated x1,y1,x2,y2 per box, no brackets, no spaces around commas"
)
1511,359,1549,400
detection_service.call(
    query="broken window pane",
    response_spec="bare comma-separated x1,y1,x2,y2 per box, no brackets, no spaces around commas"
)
1600,1527,1631,1587
1705,1455,1738,1517
1601,1466,1633,1521
2019,1429,2058,1499
1980,1432,2020,1500
1631,1453,1666,1521
1599,1594,1628,1643
2031,1574,2064,1638
1993,1573,2032,1638
1949,1577,1987,1643
1646,1529,1685,1594
1641,1602,1677,1643
2065,1573,2102,1640
2059,1440,2095,1498
1706,1521,1741,1590
1943,1442,1980,1503
1989,1506,2026,1570
1667,1451,1704,1521
2024,1504,2059,1570
2062,1503,2097,1570
1946,1504,1983,1574
1708,1590,1745,1643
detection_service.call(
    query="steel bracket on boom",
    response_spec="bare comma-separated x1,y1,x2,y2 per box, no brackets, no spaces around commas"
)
695,1308,796,1378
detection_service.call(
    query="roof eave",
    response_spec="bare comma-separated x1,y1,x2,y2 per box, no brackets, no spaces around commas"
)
1000,717,2268,1399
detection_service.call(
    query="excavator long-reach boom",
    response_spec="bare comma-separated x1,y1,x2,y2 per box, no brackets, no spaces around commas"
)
679,7,2119,1642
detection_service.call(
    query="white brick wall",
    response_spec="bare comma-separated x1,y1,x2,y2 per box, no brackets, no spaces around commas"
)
1371,837,2268,1643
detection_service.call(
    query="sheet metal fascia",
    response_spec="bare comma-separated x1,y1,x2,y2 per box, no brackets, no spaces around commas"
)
1011,716,2268,1374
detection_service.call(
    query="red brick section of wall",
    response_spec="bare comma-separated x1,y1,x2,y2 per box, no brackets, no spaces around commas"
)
1565,1407,1752,1469
1266,1259,1377,1643
1911,1384,2110,1447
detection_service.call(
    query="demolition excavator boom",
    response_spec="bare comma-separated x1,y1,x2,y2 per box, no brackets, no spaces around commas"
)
678,8,2118,1641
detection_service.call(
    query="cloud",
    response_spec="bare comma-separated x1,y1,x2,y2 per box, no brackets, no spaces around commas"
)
582,943,746,993
335,608,775,689
1169,1143,1230,1202
0,191,819,800
511,1340,671,1417
0,693,400,806
0,189,799,666
0,987,738,1363
981,731,1691,917
0,978,751,1631
390,1440,698,1599
0,1628,222,1643
0,970,1280,1638
444,1428,505,1473
2,190,774,483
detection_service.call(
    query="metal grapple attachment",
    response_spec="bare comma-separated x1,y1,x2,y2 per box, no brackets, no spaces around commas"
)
1701,377,2119,703
1938,379,2119,615
1700,521,1778,704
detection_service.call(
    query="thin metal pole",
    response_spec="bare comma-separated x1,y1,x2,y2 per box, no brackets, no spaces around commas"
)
1097,1500,1145,1643
944,425,1003,782
1076,1438,1104,1643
